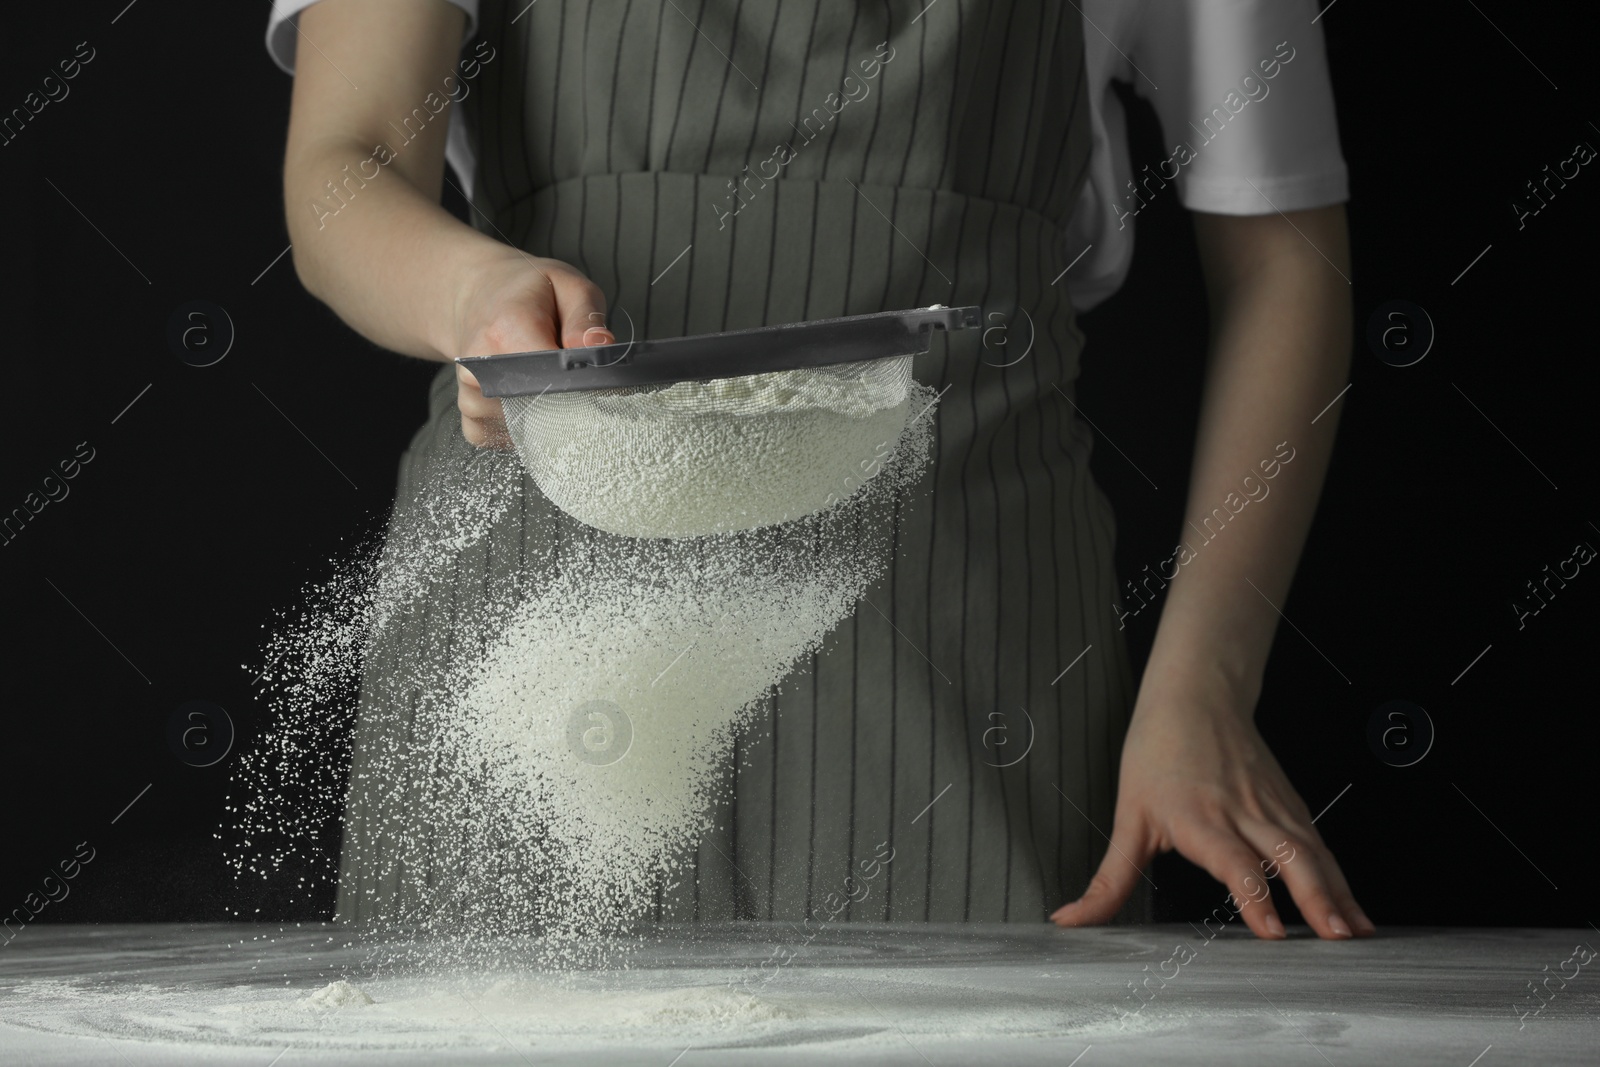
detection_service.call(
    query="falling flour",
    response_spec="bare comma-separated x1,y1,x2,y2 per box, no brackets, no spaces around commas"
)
446,551,889,956
227,375,941,970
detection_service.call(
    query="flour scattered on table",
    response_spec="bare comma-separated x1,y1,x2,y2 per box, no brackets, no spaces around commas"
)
3,946,1130,1054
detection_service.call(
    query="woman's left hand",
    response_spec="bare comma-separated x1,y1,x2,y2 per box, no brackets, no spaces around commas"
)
1049,672,1375,940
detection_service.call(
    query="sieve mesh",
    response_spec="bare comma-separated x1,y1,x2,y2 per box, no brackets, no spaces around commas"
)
502,356,918,539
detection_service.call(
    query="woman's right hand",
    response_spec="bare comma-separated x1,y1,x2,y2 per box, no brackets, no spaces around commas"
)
286,1,613,447
445,249,614,448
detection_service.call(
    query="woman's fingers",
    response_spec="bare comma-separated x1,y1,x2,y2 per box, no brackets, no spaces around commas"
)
1242,824,1374,939
472,304,558,356
1246,829,1345,939
455,363,510,449
1315,845,1376,936
455,293,556,448
449,257,612,449
455,362,496,416
1048,807,1375,941
1172,823,1293,940
1050,814,1153,927
461,414,510,449
547,269,612,349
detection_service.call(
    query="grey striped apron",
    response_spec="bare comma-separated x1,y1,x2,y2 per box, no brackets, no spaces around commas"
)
336,0,1144,928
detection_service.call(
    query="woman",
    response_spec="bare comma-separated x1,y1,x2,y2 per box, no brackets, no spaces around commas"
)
269,0,1373,939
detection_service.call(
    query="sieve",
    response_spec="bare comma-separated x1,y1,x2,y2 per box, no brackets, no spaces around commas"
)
457,305,980,539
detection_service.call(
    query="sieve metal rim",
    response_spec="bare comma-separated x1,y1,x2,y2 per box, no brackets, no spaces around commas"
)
459,305,980,398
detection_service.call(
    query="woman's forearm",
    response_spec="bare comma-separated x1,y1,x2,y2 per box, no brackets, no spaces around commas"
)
1140,205,1353,713
1058,208,1371,940
282,0,495,362
284,136,499,361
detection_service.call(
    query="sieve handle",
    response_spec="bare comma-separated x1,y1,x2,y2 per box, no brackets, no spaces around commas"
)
459,305,981,398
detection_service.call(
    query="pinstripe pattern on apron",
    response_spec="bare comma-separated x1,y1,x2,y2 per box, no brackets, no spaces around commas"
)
336,0,1146,927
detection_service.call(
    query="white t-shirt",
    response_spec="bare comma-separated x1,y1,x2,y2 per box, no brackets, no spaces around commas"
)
267,0,1347,311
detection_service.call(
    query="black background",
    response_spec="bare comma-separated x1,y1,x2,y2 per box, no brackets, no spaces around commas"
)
1,2,1595,931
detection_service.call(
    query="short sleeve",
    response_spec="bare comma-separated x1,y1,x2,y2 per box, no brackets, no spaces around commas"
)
1130,0,1348,214
266,0,481,74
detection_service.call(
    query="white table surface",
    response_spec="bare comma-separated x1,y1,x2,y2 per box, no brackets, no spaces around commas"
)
1,922,1594,1064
